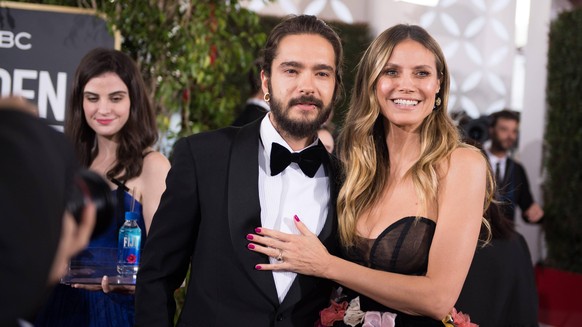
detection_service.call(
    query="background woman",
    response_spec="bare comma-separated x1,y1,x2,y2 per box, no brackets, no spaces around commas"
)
247,24,494,326
35,48,170,327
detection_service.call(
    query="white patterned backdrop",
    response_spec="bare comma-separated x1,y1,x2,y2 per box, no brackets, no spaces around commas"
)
241,0,517,118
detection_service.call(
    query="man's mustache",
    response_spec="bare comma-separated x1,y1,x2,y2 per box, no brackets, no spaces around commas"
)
288,95,323,109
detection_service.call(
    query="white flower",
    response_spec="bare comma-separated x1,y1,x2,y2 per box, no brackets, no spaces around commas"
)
343,296,365,326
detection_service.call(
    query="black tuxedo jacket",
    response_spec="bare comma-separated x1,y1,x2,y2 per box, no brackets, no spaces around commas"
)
135,119,340,327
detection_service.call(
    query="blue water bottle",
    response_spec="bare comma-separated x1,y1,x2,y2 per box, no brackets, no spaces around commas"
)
117,212,142,276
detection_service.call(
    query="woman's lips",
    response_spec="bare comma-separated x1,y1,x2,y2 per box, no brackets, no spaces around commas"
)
96,118,113,125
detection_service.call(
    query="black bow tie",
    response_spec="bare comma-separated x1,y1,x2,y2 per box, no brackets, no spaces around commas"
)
270,142,327,178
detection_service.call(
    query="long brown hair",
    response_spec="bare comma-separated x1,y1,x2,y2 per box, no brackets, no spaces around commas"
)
65,48,158,182
337,24,493,247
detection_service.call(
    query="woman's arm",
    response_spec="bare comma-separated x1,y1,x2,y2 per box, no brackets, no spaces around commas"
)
248,147,487,320
139,151,171,234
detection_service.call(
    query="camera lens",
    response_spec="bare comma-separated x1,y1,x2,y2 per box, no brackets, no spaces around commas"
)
66,169,115,238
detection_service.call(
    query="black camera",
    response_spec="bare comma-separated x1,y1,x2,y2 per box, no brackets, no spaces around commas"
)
452,111,491,145
66,169,115,239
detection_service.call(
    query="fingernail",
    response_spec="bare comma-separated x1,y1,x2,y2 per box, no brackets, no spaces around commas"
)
294,215,300,222
255,227,262,233
247,244,255,249
246,234,254,240
255,265,262,270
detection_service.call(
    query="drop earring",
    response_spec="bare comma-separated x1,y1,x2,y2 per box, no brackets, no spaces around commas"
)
433,96,441,110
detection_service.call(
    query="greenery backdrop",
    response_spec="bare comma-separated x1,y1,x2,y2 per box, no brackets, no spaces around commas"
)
13,0,266,139
10,0,372,145
543,7,582,273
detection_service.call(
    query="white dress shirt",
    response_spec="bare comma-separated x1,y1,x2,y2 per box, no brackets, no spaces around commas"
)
485,148,507,181
258,114,330,303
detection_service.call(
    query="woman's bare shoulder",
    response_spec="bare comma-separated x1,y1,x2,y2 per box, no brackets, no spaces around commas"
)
142,151,170,174
448,146,487,176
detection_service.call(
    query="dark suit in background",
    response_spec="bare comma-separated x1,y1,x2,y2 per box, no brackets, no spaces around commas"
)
135,119,339,326
232,99,269,127
497,157,535,222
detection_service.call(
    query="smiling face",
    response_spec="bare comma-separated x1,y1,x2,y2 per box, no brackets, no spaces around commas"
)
82,72,131,140
375,39,441,132
262,33,336,139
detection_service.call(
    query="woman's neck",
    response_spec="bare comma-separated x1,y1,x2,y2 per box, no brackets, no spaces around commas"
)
386,125,421,161
90,135,118,175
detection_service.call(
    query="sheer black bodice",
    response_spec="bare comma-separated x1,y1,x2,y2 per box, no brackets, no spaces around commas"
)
340,216,443,326
344,216,436,276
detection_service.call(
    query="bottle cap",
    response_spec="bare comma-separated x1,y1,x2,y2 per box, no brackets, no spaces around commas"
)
125,211,139,221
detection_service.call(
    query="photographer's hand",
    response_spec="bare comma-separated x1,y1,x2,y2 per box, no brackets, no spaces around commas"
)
0,96,38,115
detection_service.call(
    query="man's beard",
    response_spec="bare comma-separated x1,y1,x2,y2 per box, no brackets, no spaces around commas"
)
491,136,515,152
268,84,332,139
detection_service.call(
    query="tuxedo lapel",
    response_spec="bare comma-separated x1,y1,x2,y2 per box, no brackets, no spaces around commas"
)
227,120,279,305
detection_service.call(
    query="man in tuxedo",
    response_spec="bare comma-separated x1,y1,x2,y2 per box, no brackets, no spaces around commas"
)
232,58,270,127
0,98,96,326
135,15,344,326
486,109,544,223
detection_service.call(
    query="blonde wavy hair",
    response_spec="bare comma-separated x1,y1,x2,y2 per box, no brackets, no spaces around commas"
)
337,24,493,247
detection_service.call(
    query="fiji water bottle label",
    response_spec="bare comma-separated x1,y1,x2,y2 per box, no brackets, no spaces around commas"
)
118,231,141,266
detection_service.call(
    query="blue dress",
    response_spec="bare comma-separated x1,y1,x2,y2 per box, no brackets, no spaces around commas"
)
35,187,147,327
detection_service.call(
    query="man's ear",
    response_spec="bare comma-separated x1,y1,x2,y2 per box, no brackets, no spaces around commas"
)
260,70,269,96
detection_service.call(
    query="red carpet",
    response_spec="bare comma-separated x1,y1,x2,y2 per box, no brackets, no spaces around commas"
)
536,265,582,327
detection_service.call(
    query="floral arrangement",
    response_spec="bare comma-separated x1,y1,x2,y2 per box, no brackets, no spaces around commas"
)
442,308,478,327
314,287,477,327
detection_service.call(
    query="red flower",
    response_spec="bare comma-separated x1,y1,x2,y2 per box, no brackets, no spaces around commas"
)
182,88,190,103
319,300,349,326
126,254,137,263
450,308,478,327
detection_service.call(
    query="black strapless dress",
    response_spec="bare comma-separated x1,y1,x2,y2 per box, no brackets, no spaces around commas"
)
337,216,444,327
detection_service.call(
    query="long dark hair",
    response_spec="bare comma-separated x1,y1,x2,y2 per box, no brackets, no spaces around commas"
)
65,48,157,182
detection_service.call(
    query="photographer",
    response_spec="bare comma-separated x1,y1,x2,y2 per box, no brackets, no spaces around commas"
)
0,97,97,327
486,110,544,223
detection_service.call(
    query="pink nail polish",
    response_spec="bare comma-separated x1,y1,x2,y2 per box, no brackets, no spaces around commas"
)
255,227,262,233
255,265,262,270
294,215,300,222
246,234,253,240
248,244,255,249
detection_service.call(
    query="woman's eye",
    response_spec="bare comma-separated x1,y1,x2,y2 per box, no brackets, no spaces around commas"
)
383,69,397,76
